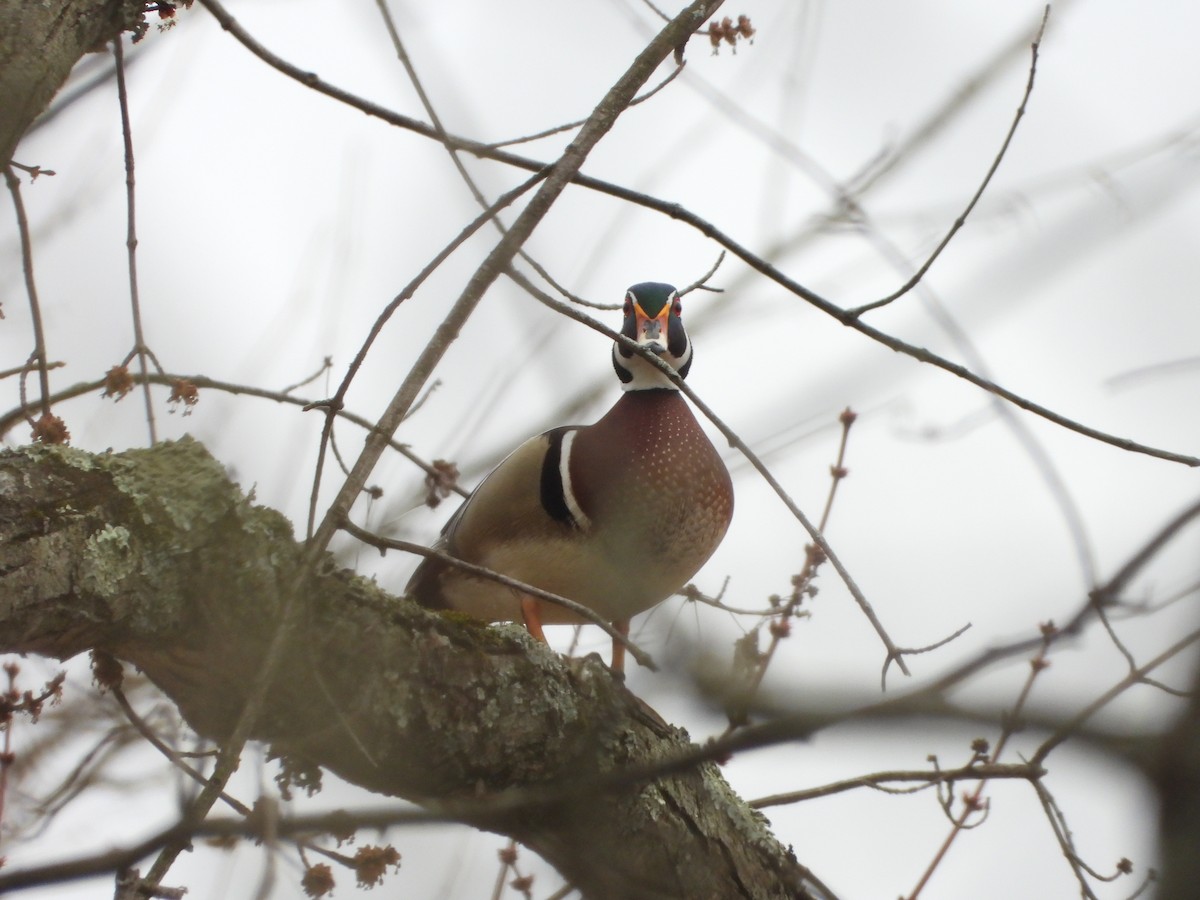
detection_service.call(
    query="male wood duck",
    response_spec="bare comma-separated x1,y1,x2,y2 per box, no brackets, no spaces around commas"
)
407,282,733,671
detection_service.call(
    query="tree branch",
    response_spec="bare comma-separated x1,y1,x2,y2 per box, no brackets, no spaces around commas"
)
0,438,825,899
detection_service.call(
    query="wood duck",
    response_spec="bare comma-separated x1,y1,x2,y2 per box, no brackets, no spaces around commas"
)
407,282,734,671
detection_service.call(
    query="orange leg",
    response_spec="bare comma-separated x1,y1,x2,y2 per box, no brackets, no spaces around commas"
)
520,596,548,643
610,620,630,675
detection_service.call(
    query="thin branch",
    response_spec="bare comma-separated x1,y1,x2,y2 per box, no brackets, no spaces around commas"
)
482,63,684,150
31,729,132,823
281,356,332,395
706,497,1200,774
513,252,620,311
1092,497,1200,604
1031,625,1200,767
848,7,1049,316
1123,575,1200,616
325,423,353,478
113,37,158,445
0,371,467,500
848,3,1074,198
850,214,1099,592
111,685,248,814
751,761,1043,809
114,680,373,887
0,360,63,381
900,496,1200,703
906,631,1054,899
1106,355,1200,391
120,343,166,375
702,245,1198,470
1089,587,1138,672
639,0,672,22
679,580,776,617
4,166,52,421
303,170,547,538
721,409,860,734
891,623,974,658
678,250,726,296
1029,777,1144,899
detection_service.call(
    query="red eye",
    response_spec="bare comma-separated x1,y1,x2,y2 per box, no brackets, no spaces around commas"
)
623,297,634,315
672,299,682,316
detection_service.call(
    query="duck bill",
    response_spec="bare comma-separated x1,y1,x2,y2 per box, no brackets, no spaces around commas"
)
635,304,671,354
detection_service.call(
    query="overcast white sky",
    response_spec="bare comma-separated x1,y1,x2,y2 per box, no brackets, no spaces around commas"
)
4,1,1200,898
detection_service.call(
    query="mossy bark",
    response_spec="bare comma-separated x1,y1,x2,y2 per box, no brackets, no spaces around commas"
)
0,438,818,899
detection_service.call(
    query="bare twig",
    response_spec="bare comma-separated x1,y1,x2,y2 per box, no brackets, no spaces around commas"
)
680,580,775,617
513,253,620,311
7,161,56,178
1107,354,1200,391
899,491,1200,898
906,631,1054,899
848,7,1049,316
699,498,1200,794
114,676,372,886
111,685,248,814
1031,626,1200,767
678,251,726,296
483,63,684,150
0,360,63,381
281,357,332,395
0,371,467,500
113,37,158,444
849,3,1073,198
721,409,860,734
850,210,1098,592
891,623,974,658
751,761,1043,809
304,170,548,539
1030,779,1137,899
4,166,52,422
908,498,1200,704
31,729,132,823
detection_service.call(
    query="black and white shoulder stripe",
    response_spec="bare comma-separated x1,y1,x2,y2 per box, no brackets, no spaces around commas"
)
540,426,592,530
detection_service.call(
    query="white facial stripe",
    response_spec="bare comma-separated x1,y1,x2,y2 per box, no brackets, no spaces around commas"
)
559,429,593,530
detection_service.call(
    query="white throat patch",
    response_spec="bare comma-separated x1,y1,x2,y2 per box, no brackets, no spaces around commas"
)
614,342,689,392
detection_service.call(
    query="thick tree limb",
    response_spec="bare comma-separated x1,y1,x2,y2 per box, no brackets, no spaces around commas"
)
0,0,143,165
0,438,822,899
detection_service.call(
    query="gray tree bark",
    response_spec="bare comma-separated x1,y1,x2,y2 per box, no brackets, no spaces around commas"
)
0,0,142,165
0,438,823,899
